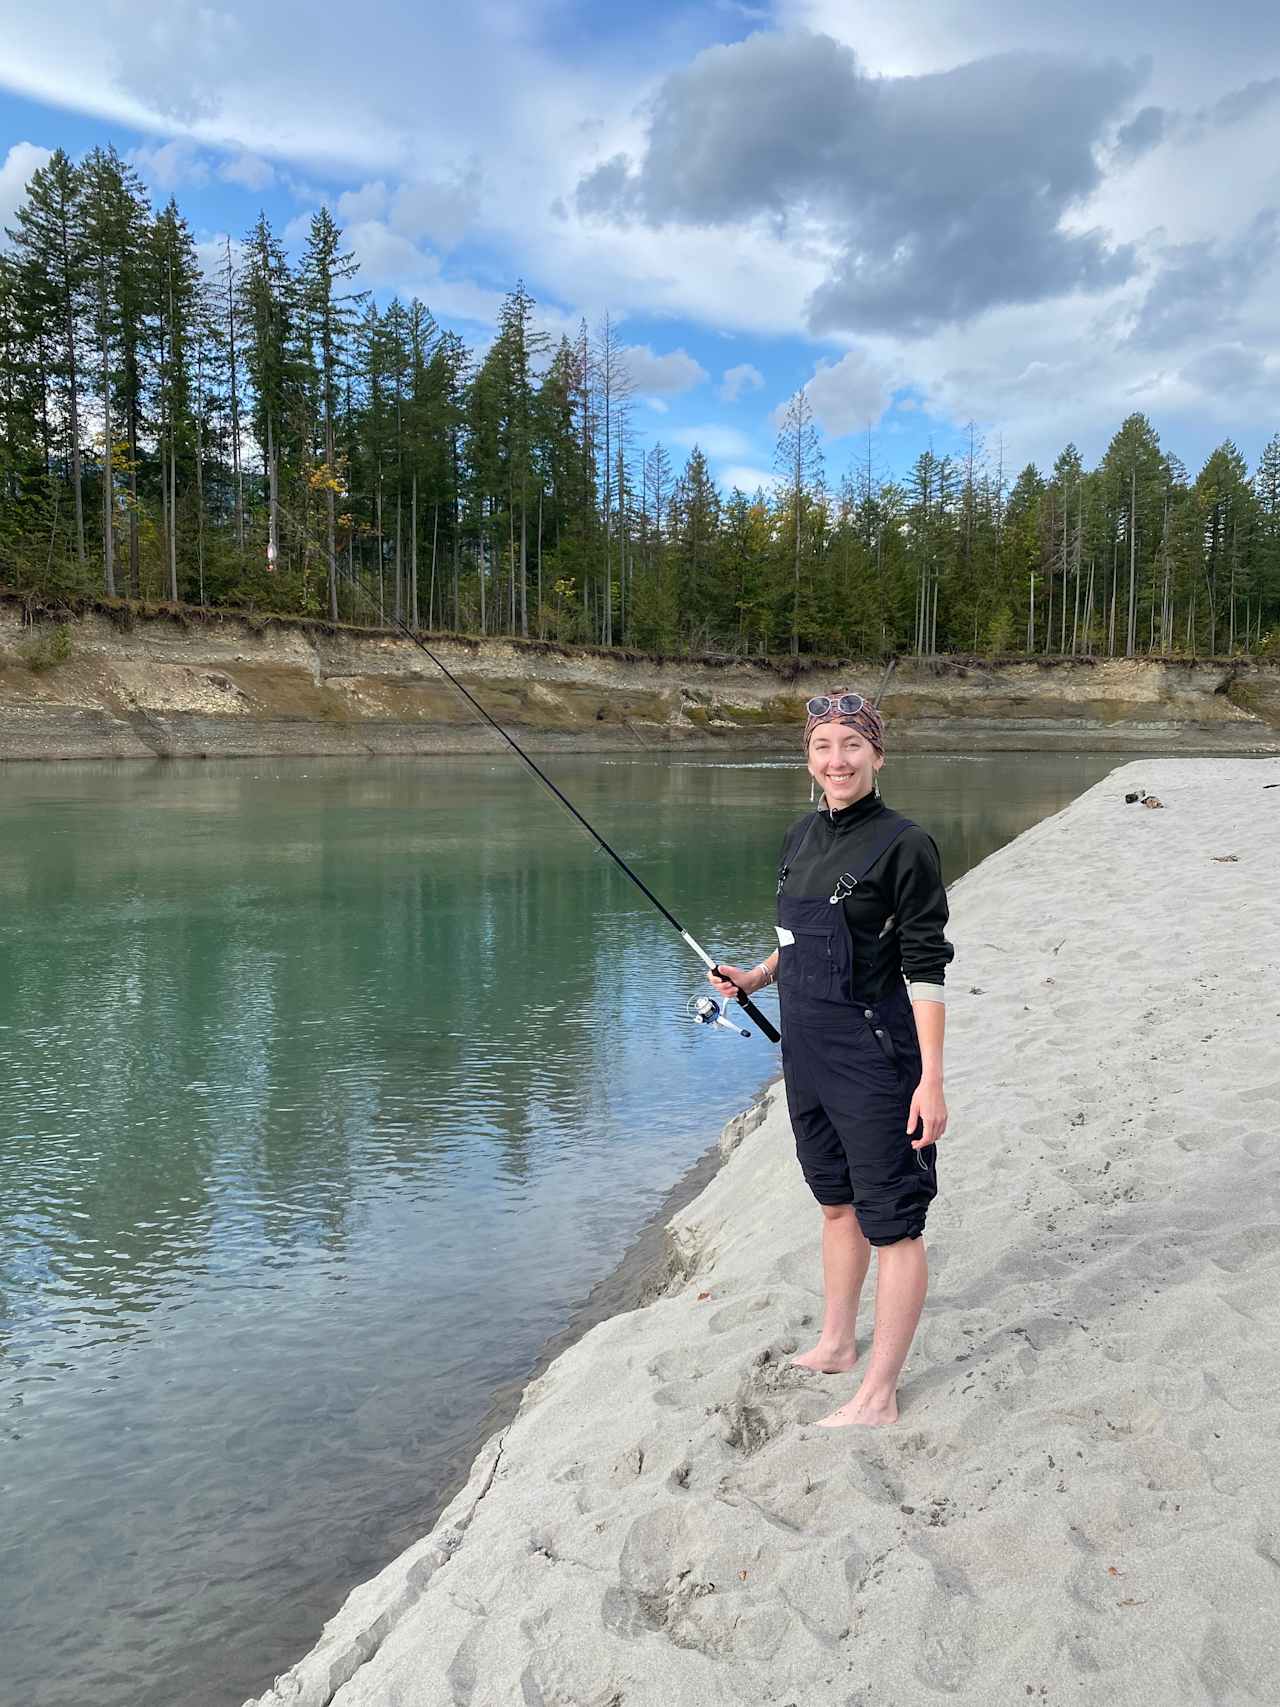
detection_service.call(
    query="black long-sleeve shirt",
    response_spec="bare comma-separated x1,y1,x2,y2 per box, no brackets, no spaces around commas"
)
777,791,954,1007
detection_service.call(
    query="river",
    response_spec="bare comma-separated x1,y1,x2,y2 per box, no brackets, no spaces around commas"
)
0,749,1129,1706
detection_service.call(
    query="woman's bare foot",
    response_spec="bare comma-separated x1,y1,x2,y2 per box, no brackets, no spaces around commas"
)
791,1340,858,1374
814,1387,898,1428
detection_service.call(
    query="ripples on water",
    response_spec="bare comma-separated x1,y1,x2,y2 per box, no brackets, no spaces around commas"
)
0,751,1125,1707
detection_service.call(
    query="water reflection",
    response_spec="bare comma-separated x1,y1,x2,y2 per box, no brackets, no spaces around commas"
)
0,750,1128,1707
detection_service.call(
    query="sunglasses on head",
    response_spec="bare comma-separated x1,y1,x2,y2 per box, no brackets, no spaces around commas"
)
805,694,866,717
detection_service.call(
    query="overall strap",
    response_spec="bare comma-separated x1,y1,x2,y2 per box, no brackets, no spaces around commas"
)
780,812,817,868
777,812,818,894
845,810,915,887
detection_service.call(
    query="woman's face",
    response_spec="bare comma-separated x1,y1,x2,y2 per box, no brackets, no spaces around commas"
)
806,723,883,808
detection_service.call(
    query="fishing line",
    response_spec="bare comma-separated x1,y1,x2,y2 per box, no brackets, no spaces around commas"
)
330,561,780,1044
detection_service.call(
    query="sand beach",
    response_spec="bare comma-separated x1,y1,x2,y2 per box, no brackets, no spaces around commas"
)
245,756,1280,1707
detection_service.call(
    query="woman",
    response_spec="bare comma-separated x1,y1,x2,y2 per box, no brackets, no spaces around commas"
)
709,689,952,1428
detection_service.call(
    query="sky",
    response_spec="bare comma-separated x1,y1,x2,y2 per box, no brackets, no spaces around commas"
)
1,0,1277,493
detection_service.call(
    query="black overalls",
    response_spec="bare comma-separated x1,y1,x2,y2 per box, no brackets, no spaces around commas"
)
776,807,938,1245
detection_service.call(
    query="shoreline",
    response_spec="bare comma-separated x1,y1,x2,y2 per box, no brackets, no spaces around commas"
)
412,1080,779,1562
244,755,1280,1707
5,728,1280,765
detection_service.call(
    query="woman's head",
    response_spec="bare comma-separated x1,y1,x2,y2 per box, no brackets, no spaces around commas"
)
804,687,884,808
803,689,884,755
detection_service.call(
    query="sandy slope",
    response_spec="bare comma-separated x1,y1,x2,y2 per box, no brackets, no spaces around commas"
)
245,757,1280,1707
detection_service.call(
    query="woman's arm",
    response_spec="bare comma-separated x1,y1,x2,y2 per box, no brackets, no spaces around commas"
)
889,830,954,1008
708,949,778,1000
912,995,945,1083
908,996,948,1148
893,831,951,1146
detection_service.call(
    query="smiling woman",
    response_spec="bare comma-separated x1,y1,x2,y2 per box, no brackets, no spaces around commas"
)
709,685,953,1429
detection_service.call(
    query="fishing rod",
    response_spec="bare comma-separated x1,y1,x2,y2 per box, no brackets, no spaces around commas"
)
330,561,781,1045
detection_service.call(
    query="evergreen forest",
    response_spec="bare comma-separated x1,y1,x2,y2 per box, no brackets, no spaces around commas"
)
2,145,1278,660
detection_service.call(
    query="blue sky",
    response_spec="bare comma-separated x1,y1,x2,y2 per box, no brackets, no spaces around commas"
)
1,0,1277,493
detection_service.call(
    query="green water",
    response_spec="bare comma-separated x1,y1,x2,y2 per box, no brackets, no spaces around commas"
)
0,751,1127,1706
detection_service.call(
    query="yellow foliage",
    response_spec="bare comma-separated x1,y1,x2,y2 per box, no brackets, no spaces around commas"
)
306,461,346,495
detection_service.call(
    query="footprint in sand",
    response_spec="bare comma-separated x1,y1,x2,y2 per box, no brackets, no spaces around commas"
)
651,1380,704,1410
646,1345,705,1385
707,1293,775,1335
913,1588,980,1693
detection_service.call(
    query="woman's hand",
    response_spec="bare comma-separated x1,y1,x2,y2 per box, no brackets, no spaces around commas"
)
908,1077,948,1150
707,963,760,1002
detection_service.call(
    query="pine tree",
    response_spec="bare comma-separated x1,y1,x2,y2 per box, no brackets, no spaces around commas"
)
531,336,581,634
1194,442,1253,655
592,314,632,645
80,148,150,597
1099,414,1165,656
1049,444,1085,655
1254,434,1280,653
673,445,720,649
152,199,203,601
1005,463,1046,651
403,297,438,629
493,282,548,637
7,150,88,572
241,213,294,582
299,208,358,620
773,388,822,655
221,235,245,558
0,251,49,578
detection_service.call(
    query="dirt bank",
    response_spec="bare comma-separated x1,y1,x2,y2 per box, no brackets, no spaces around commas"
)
2,595,1278,761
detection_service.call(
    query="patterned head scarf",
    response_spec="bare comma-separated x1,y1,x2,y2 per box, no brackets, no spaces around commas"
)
803,687,885,755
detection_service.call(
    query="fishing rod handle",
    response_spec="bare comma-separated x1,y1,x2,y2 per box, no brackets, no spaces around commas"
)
735,989,781,1045
711,965,781,1045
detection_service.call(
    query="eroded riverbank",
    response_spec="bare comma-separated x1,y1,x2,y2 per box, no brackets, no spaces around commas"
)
2,595,1279,759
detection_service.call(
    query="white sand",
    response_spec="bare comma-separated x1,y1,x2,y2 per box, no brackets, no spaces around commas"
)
245,758,1280,1707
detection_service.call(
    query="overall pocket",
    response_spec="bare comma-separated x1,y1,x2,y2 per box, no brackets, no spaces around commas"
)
781,924,843,1003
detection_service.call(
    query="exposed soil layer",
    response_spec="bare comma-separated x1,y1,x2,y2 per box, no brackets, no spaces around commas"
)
2,595,1278,760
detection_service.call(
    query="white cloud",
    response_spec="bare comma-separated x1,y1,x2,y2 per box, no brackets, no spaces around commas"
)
532,301,591,346
525,214,829,339
421,274,509,327
778,0,1271,100
0,1,589,187
667,424,755,459
0,141,52,236
219,151,275,192
620,344,708,396
391,163,483,251
338,179,390,223
803,348,894,437
290,214,508,326
720,464,778,493
344,218,431,285
720,362,764,401
131,137,209,192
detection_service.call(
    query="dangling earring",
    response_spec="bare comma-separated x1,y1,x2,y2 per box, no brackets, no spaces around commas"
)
809,774,816,804
873,771,882,801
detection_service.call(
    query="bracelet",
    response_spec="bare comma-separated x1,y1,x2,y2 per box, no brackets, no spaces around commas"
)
755,961,776,987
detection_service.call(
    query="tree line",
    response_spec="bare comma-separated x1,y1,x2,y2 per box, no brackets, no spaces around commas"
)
2,144,1278,660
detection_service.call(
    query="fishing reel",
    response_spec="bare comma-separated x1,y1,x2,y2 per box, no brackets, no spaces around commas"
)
687,993,751,1039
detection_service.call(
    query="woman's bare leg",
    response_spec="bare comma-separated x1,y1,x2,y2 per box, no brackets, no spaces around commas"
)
815,1234,928,1427
791,1204,869,1373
